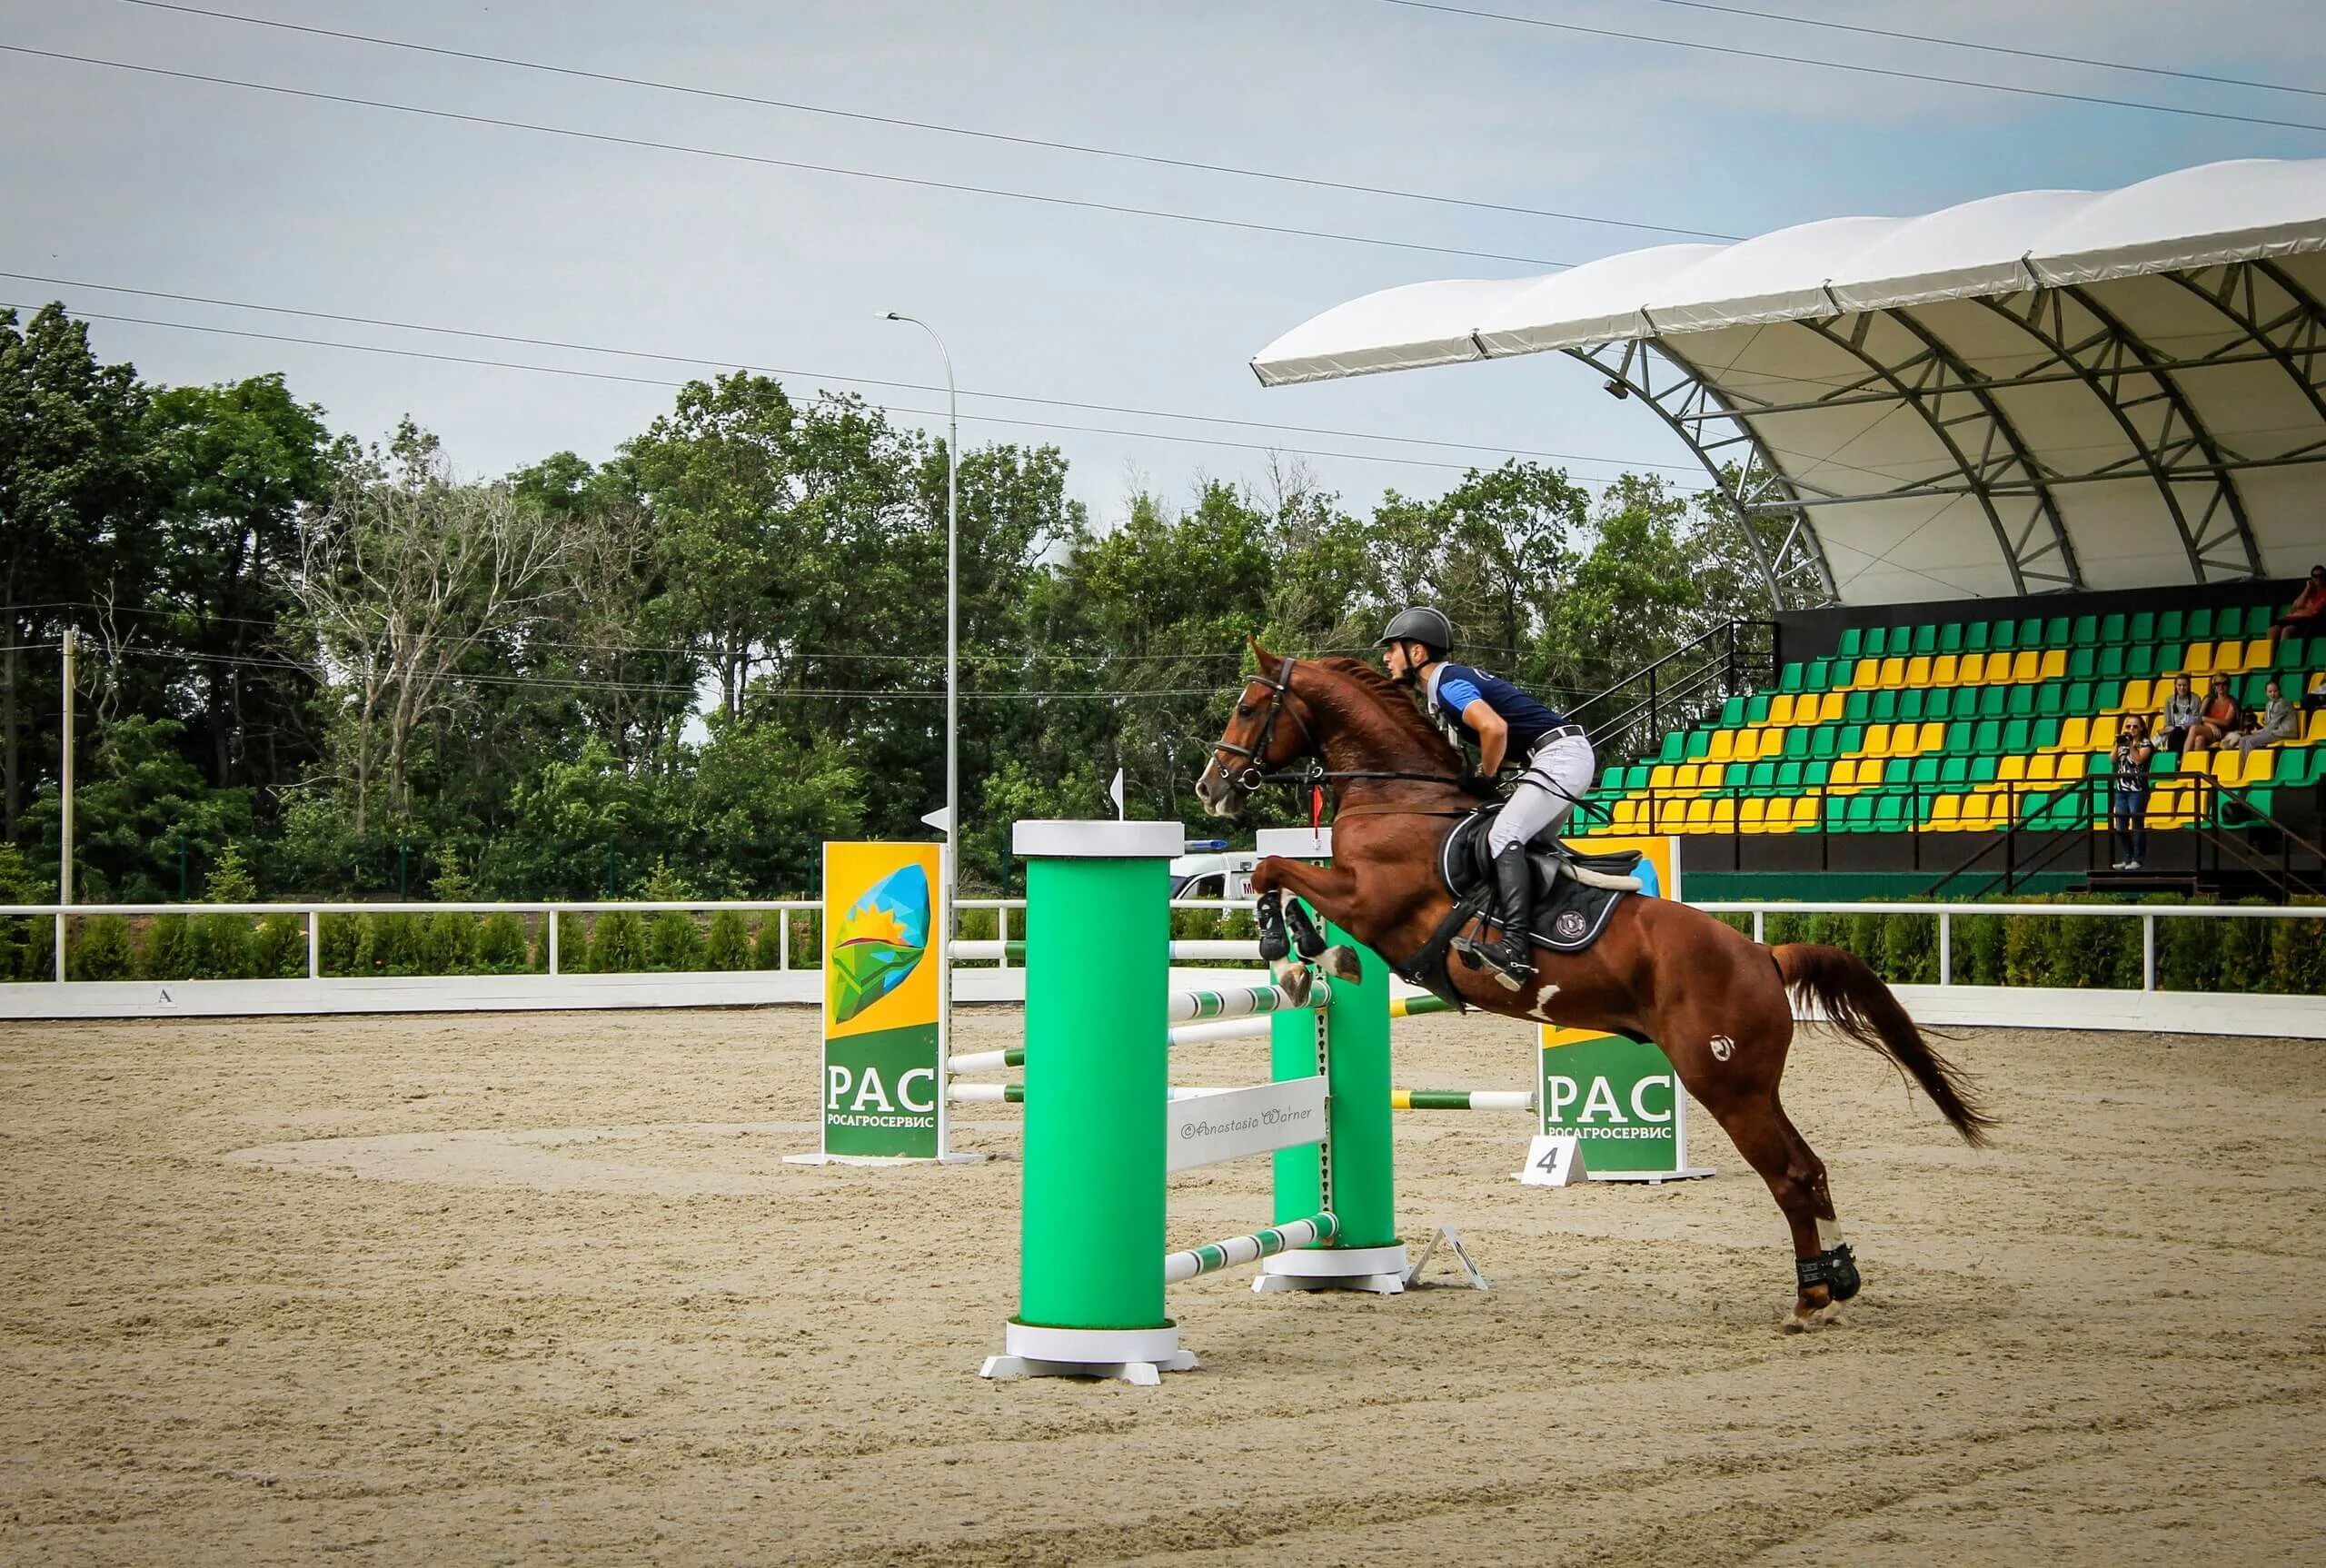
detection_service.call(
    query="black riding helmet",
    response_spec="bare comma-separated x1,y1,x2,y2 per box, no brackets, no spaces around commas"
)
1375,606,1455,660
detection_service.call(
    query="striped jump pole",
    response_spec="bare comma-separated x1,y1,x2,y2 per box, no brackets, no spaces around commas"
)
1392,1088,1536,1113
1165,1214,1337,1285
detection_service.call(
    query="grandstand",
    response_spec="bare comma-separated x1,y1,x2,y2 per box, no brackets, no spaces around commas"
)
1253,158,2326,901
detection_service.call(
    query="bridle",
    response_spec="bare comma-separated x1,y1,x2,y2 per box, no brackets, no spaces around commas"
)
1210,653,1485,807
1211,655,1316,795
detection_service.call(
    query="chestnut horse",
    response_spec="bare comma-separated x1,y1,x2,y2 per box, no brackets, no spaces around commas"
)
1195,643,1994,1327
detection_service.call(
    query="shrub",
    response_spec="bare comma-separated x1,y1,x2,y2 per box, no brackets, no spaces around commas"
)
69,915,136,980
751,912,787,968
138,913,193,979
647,909,702,971
422,910,478,975
254,912,306,978
319,913,363,977
192,911,256,978
2266,908,2326,995
2217,900,2272,993
552,911,588,972
704,909,751,970
358,911,423,976
587,908,648,973
475,912,529,973
1878,913,1935,985
1960,914,2005,986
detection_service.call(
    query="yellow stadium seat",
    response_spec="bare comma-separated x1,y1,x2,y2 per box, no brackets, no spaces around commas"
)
1997,755,2028,783
1905,655,1933,687
1710,799,1736,831
1860,759,1889,787
2310,710,2326,742
2027,754,2058,783
2038,648,2067,680
2212,750,2242,786
1816,691,1845,723
1830,759,1859,787
1958,651,1986,683
1706,730,1736,763
1879,656,1906,687
2241,638,2271,670
2185,643,2215,676
2179,749,2209,775
1700,763,1726,787
1654,799,1685,833
1931,794,1963,829
1650,764,1676,789
1675,763,1702,789
1685,799,1715,831
2011,650,2039,681
1863,724,1893,758
2120,679,2154,715
1916,721,1944,752
1769,693,1796,726
1933,653,1960,685
2057,716,2091,750
1611,799,1641,832
1741,798,1768,831
2242,749,2277,783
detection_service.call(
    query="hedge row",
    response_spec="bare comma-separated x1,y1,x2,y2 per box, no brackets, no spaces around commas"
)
1711,894,2326,995
0,908,825,982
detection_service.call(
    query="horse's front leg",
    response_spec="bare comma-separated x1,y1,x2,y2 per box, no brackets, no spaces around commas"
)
1249,858,1366,992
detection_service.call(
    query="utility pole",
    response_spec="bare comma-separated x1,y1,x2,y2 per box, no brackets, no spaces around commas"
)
57,628,75,981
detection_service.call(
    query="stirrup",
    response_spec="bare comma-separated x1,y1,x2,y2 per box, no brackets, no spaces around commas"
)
1453,930,1535,992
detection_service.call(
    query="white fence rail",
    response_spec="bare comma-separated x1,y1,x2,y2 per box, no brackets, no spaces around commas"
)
2,897,2321,1033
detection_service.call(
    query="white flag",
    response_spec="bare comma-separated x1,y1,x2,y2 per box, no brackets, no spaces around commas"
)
920,805,954,836
1108,769,1126,820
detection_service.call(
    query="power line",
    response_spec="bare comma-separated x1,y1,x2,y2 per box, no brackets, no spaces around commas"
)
1636,0,2326,101
1372,0,2326,134
114,0,1739,241
0,273,1703,474
14,298,1714,486
0,45,1573,269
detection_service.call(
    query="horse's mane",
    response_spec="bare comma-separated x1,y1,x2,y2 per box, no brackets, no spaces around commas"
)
1304,657,1464,768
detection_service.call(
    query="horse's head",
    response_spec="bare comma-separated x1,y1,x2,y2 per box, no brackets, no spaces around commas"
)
1196,638,1318,819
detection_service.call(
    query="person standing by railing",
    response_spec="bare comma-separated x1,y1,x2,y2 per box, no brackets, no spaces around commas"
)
2111,714,2155,871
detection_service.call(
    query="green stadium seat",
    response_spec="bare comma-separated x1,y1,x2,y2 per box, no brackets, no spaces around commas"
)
2188,608,2213,640
2071,615,2099,646
1719,695,1745,727
2130,611,2155,642
1871,690,1900,722
1844,795,1877,832
1912,624,1937,656
1976,686,2007,719
1783,728,1811,759
2065,680,2092,712
1748,761,1777,792
1804,759,1833,786
2032,718,2061,749
1839,724,1865,753
1874,794,1912,831
1810,729,1839,759
1806,659,1831,688
1835,628,1864,660
2274,637,2307,670
1971,755,2000,782
1844,690,1871,723
2129,646,2158,678
1939,622,1964,654
1945,720,1973,751
2003,719,2032,752
1965,621,1992,652
1685,729,1712,759
2007,685,2036,718
2099,612,2126,644
1746,694,1771,724
1973,719,2003,752
2093,680,2123,710
1909,756,1941,784
2020,618,2045,646
1940,756,1969,785
1656,732,1685,763
2043,616,2069,646
2242,673,2271,705
1779,661,1806,692
1989,620,2016,650
2036,684,2065,718
2159,610,2183,641
1899,690,1927,721
1874,627,1898,657
2285,750,2318,787
2068,647,2096,680
1776,760,1803,789
2098,646,2126,679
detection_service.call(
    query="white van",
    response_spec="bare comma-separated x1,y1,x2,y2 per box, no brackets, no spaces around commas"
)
1168,839,1257,901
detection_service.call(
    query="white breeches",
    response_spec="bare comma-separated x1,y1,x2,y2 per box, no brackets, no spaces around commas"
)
1487,734,1595,855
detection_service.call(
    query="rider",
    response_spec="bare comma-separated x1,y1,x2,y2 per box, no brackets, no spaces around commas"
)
1376,606,1595,991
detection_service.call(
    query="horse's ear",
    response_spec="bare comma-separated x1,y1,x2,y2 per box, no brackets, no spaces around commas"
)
1245,632,1276,670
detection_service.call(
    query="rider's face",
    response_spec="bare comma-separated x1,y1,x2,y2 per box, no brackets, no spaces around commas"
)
1382,641,1418,686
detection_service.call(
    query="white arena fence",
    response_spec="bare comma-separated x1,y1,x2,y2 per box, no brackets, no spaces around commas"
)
0,897,2320,1037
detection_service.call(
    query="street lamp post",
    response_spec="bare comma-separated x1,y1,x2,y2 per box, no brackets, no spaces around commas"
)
882,312,960,1151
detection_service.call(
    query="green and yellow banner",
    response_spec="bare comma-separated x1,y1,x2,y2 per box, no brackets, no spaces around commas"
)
819,841,943,1160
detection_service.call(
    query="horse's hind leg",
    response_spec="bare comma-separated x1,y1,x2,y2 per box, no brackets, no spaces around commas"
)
1705,1093,1857,1331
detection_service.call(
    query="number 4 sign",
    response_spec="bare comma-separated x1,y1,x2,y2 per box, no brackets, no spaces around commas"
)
1515,1133,1588,1187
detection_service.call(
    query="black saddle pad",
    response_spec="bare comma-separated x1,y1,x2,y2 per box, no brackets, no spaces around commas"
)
1437,809,1640,955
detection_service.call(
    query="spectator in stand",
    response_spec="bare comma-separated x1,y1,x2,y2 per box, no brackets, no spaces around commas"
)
2267,563,2326,653
2111,714,2154,871
2186,672,2242,754
2306,669,2326,716
2234,680,2297,755
2156,674,2202,750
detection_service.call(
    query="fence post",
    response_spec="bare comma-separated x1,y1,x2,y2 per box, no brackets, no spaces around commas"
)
2142,915,2156,993
1938,911,1952,987
1752,909,1764,943
308,910,321,979
54,911,65,983
548,910,561,977
997,903,1009,971
779,909,791,971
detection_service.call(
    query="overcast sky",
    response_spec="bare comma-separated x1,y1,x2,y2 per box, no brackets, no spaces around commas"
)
5,0,2321,529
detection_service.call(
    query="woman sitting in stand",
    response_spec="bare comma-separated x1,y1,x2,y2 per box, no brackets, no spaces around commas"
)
2233,680,2297,755
2155,674,2201,751
2185,672,2241,754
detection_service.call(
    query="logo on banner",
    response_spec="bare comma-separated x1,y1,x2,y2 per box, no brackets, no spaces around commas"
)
830,862,930,1024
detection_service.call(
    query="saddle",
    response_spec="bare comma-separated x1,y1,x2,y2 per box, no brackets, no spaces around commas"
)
1437,809,1647,956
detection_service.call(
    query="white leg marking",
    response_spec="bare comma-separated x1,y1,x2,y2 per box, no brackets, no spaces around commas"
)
1526,981,1562,1021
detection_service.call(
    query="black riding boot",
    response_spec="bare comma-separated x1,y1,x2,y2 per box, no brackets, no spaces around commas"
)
1455,843,1537,991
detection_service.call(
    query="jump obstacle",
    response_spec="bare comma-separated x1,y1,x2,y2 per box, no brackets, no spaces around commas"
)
980,819,1415,1384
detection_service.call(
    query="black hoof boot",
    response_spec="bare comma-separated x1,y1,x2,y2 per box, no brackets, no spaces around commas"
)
1283,899,1327,961
1795,1243,1861,1303
1256,893,1290,963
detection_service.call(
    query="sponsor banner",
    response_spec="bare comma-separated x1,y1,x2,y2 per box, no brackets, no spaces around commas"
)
1537,835,1705,1178
821,841,943,1159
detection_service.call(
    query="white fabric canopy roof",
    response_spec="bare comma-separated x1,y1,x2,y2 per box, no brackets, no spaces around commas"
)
1252,159,2326,606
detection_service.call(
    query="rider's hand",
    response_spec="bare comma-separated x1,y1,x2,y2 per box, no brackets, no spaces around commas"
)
1458,766,1501,799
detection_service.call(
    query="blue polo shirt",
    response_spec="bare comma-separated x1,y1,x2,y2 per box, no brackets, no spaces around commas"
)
1426,662,1567,754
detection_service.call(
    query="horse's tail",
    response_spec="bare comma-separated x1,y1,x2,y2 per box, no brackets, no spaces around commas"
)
1773,943,1997,1147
